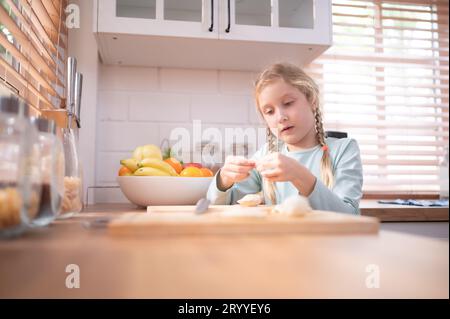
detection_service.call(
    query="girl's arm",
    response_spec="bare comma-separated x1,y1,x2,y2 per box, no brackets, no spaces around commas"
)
306,139,363,215
206,167,262,205
207,147,265,205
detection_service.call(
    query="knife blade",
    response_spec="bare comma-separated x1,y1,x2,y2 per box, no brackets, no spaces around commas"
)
195,198,211,215
74,72,83,128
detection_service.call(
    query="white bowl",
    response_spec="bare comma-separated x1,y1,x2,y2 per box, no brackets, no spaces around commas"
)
117,176,214,206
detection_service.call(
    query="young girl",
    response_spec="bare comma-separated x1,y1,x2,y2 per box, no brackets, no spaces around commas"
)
206,63,363,214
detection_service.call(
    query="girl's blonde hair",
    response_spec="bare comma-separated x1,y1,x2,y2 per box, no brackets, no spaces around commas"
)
254,63,334,204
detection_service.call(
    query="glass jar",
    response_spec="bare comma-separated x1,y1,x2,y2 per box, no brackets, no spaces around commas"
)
59,127,83,218
0,97,41,238
30,117,65,226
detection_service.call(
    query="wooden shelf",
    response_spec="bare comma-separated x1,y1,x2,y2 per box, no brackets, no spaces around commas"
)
41,109,77,129
360,200,449,222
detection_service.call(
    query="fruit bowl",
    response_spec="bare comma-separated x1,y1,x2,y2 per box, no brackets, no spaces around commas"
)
117,176,214,206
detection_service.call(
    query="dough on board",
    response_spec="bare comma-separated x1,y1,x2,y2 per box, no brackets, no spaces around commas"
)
237,193,263,207
271,195,312,217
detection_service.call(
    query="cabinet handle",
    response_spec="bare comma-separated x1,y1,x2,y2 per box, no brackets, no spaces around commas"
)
225,0,230,33
208,0,214,32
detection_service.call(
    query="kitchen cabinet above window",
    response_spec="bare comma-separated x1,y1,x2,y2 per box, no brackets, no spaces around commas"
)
94,0,332,70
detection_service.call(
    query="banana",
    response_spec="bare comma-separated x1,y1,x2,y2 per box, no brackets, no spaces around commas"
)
139,158,178,176
120,158,139,172
134,167,171,176
132,146,143,161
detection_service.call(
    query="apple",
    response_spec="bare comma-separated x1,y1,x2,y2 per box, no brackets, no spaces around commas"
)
183,162,202,169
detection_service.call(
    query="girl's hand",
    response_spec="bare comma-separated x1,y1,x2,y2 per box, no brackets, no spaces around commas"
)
256,153,300,182
256,153,317,196
218,156,256,191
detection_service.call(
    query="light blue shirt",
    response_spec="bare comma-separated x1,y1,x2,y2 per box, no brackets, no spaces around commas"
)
207,137,363,215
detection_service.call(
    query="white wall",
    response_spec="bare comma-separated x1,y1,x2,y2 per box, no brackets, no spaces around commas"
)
95,66,267,203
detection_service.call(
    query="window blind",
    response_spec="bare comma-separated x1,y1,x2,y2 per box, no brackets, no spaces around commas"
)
306,0,449,195
0,0,68,113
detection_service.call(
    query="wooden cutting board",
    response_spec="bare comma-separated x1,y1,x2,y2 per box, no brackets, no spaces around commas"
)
108,205,379,236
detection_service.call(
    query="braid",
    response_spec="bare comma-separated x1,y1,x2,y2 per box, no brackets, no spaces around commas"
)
263,127,278,205
313,107,334,188
314,108,326,146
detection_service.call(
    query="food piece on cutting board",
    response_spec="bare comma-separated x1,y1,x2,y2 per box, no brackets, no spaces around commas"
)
272,195,312,217
237,192,312,217
237,193,263,207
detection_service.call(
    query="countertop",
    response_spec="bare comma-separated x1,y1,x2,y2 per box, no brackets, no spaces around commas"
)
0,203,448,298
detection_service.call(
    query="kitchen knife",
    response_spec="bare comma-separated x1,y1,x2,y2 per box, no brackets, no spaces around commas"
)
66,57,77,128
74,72,83,128
195,198,211,215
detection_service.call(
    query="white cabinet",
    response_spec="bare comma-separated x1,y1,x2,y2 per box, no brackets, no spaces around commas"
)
94,0,332,70
218,0,331,45
97,0,217,39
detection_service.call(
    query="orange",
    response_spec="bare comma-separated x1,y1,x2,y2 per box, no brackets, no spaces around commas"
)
179,166,203,177
118,166,132,176
200,168,214,177
164,157,183,174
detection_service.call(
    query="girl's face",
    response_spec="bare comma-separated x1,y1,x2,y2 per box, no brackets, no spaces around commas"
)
257,78,317,148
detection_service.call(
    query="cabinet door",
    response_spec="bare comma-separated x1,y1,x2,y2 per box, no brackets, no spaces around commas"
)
218,0,331,45
97,0,218,39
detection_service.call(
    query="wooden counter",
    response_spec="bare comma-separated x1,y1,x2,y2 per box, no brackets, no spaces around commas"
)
0,204,448,298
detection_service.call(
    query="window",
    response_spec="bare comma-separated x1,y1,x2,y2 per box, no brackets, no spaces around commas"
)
306,0,449,195
0,0,68,114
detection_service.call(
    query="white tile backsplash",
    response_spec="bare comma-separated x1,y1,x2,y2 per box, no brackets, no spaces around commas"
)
99,65,158,91
129,93,190,122
92,187,128,204
219,70,257,95
98,121,160,152
159,122,193,142
96,151,130,183
98,91,129,121
96,65,267,203
191,95,249,124
248,97,265,125
160,68,218,93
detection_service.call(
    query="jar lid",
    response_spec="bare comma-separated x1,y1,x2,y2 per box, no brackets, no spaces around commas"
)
0,95,30,117
30,117,56,134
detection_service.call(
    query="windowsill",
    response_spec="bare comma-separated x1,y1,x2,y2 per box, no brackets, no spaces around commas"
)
360,200,449,222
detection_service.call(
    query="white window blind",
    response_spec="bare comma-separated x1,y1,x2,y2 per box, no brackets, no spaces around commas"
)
0,0,68,113
306,0,449,195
